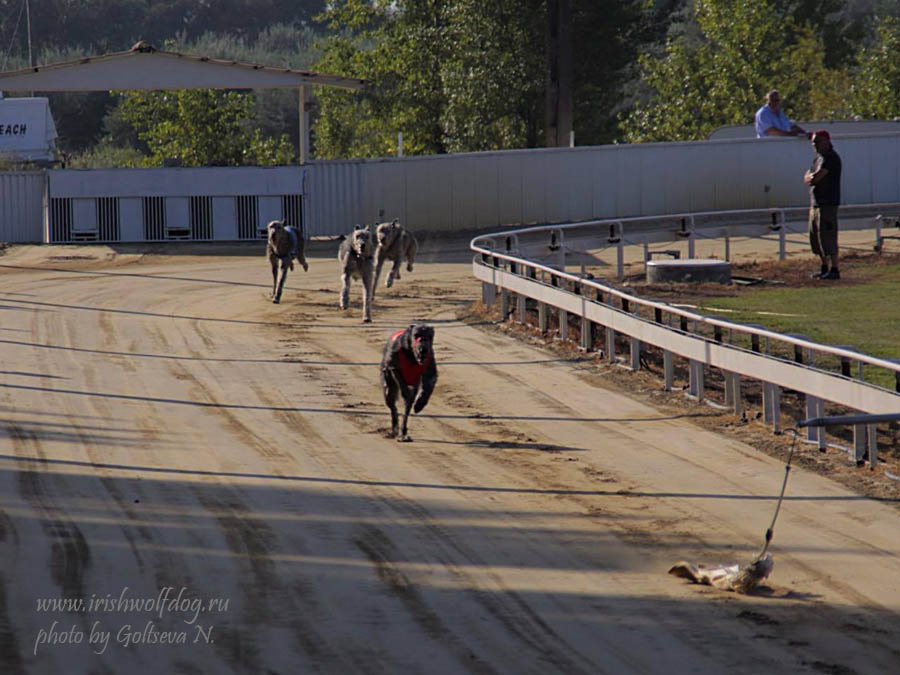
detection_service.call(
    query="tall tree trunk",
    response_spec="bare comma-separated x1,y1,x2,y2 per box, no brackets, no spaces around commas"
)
545,0,573,147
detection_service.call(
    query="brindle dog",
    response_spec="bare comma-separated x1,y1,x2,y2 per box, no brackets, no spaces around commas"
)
380,323,437,442
267,220,308,304
373,219,418,297
337,225,375,322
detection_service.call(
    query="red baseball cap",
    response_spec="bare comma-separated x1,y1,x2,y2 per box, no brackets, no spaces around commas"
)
812,129,830,141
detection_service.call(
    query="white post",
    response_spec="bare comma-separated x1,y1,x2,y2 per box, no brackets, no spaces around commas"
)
663,350,674,391
569,130,574,148
398,132,404,157
298,85,309,164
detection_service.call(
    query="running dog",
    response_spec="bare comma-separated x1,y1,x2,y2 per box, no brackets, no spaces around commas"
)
267,220,308,304
373,219,418,297
337,225,375,322
380,323,437,441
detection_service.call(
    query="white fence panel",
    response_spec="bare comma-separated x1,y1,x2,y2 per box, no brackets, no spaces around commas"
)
0,170,44,242
5,133,898,242
373,161,408,225
473,155,500,228
72,199,97,235
212,197,237,240
304,160,361,236
304,132,900,235
686,143,720,212
46,166,303,243
49,166,302,197
496,153,524,225
871,137,900,203
590,146,624,217
120,198,143,241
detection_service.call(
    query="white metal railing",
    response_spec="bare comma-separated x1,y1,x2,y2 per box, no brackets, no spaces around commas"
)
471,206,900,467
478,204,900,281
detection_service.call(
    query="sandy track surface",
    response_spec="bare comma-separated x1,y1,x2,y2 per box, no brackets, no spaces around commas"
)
0,239,898,674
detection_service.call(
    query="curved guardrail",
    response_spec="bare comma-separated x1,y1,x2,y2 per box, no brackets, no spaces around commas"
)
471,206,900,468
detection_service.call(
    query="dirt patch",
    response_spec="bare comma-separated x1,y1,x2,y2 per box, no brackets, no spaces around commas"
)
614,250,900,302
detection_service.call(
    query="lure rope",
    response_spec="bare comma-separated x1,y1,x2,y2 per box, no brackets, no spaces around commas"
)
755,427,799,561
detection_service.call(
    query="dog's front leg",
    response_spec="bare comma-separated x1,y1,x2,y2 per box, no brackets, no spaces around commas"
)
372,251,386,297
296,246,309,272
413,370,437,414
360,264,373,323
275,260,290,304
339,270,351,310
388,257,402,286
406,239,417,273
381,370,399,438
270,254,281,302
398,383,417,442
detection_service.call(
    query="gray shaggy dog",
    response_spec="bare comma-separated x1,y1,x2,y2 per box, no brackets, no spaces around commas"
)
267,220,308,304
373,219,418,297
337,225,375,322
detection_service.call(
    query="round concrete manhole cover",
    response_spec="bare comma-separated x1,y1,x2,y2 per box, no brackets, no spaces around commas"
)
646,258,732,284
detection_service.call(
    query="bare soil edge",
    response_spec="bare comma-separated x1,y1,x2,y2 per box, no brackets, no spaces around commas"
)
459,299,900,508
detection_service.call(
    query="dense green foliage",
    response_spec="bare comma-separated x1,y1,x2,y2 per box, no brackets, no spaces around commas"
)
2,0,900,165
622,0,836,141
847,15,900,120
623,0,900,142
114,89,294,167
312,0,650,158
0,0,325,54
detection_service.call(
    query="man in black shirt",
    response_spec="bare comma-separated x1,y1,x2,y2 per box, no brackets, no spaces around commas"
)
804,130,842,279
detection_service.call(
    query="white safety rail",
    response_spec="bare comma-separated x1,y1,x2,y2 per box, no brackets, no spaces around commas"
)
484,204,900,282
471,208,900,467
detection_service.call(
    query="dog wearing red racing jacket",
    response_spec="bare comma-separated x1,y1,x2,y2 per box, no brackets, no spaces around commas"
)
380,323,437,442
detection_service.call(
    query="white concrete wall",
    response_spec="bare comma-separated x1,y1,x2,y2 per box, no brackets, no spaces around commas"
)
46,166,303,243
0,171,44,242
17,132,900,241
709,120,900,140
306,133,900,235
49,166,302,197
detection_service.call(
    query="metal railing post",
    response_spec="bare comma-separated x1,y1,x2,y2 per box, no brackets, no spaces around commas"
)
616,240,624,281
688,359,704,401
867,424,878,469
664,350,674,391
763,382,781,432
581,317,593,351
482,282,496,306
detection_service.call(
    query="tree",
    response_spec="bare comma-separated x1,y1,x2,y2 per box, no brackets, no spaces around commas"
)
0,0,327,54
621,0,845,142
848,15,900,119
438,0,545,152
115,89,295,167
313,0,646,158
572,0,657,145
313,0,451,159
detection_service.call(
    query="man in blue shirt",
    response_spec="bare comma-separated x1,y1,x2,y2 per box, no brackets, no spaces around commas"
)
755,90,808,138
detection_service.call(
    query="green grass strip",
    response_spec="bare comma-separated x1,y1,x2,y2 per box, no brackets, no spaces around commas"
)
694,264,900,390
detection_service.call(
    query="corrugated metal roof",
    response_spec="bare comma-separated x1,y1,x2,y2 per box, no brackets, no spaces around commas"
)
0,41,366,91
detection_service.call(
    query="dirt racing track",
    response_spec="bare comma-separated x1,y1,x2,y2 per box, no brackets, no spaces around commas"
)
0,238,899,674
